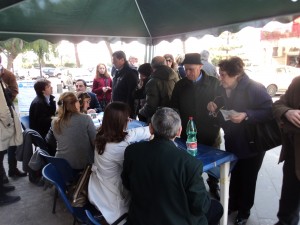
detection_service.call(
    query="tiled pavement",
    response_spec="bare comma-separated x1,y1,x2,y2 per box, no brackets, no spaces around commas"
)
1,146,289,225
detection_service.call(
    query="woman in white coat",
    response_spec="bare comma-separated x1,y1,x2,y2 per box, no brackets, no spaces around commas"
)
88,102,151,224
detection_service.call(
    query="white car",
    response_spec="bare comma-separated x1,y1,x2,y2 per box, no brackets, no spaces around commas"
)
248,65,300,96
68,68,94,87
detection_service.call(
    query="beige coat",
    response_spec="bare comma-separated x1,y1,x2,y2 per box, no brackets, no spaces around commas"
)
0,80,23,151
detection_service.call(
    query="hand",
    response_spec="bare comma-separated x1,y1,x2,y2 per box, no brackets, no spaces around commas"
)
87,109,96,114
285,110,300,128
207,101,218,113
228,112,247,124
102,87,107,92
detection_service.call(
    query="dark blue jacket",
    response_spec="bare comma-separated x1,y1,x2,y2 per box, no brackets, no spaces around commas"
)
218,74,273,159
87,91,102,113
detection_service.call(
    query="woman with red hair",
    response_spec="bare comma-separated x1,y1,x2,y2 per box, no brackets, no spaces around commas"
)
92,63,112,110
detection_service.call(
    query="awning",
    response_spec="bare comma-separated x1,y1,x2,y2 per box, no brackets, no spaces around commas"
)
0,0,300,44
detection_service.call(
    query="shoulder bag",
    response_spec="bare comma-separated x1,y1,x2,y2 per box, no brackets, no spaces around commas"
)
245,118,282,152
69,164,92,207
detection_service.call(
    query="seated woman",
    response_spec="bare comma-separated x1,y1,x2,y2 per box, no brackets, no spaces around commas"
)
52,92,96,170
76,91,91,114
88,102,151,224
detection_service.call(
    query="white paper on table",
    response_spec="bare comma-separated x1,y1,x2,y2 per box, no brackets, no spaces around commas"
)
220,109,238,121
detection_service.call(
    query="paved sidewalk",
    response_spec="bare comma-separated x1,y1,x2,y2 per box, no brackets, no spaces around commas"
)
1,146,287,225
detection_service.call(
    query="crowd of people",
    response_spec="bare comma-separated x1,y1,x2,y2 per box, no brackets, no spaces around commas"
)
0,51,299,225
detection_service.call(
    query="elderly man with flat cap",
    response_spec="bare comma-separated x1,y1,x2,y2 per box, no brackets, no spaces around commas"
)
170,53,222,200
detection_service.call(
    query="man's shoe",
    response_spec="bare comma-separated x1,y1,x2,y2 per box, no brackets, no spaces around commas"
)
2,185,15,193
2,174,9,184
8,168,27,177
0,194,21,206
234,211,250,225
234,217,248,225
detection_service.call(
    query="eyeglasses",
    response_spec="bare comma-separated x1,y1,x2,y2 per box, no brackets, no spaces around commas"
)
166,59,172,63
208,96,224,118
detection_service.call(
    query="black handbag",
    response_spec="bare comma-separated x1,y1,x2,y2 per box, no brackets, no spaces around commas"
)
245,118,282,152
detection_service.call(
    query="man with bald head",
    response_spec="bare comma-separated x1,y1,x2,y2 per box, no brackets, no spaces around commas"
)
170,53,222,200
138,56,179,122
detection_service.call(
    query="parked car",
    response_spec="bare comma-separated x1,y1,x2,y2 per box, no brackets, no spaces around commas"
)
28,69,48,80
42,67,56,77
68,68,94,87
247,65,300,96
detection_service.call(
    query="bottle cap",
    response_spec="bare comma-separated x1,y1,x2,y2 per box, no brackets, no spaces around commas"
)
189,116,193,120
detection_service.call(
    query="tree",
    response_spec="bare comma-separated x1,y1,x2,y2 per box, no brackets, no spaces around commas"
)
0,38,27,72
29,40,58,77
74,43,80,67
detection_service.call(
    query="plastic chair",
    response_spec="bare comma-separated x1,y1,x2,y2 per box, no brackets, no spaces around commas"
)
20,115,30,130
42,163,88,225
39,151,78,214
85,210,102,225
85,209,128,225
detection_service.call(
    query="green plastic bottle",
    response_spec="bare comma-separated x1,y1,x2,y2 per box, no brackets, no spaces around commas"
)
186,116,197,156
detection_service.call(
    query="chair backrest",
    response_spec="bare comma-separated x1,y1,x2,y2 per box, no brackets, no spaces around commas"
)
42,163,87,223
39,150,76,183
85,210,102,225
20,115,30,130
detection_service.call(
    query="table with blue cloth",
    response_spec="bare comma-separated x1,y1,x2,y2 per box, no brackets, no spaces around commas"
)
93,115,237,225
175,138,237,225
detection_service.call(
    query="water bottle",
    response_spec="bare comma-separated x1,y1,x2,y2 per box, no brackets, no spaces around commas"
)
186,116,197,156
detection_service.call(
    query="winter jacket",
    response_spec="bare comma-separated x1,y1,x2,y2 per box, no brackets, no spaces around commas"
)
139,65,179,121
170,71,221,146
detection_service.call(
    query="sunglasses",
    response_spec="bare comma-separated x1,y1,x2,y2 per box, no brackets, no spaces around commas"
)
166,59,172,63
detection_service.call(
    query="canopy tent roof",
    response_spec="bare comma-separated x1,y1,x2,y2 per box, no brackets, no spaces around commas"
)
0,0,300,45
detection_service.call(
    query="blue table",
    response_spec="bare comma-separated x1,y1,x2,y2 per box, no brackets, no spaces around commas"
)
93,118,236,225
176,138,237,225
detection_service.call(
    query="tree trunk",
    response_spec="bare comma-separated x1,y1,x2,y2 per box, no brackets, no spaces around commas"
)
182,40,186,54
105,40,113,59
74,43,80,67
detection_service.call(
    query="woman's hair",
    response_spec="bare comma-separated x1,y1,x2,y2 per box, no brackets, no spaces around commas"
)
151,107,181,139
164,54,178,70
34,79,51,96
138,63,152,77
53,92,79,134
95,63,110,79
95,102,130,155
76,91,91,113
218,56,245,77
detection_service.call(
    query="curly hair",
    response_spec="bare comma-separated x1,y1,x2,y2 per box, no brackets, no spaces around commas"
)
218,56,245,77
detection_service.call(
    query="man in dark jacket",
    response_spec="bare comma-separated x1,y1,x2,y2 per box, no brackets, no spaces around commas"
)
112,51,138,118
139,56,179,122
29,79,56,139
75,79,102,113
121,107,223,225
170,53,222,200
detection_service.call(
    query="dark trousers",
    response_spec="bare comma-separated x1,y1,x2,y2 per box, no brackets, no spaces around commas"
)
0,151,5,191
7,146,17,172
206,199,224,225
276,155,300,225
229,152,265,217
